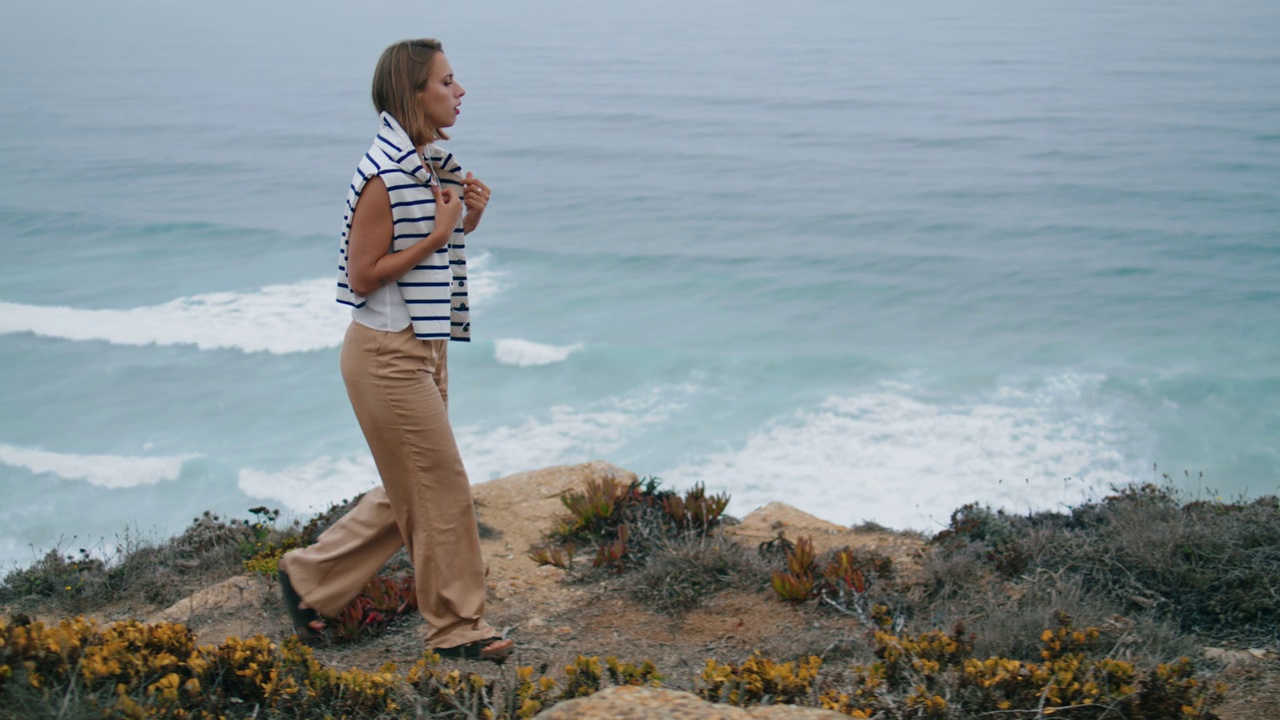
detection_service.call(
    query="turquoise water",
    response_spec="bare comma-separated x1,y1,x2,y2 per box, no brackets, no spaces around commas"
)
1,0,1277,566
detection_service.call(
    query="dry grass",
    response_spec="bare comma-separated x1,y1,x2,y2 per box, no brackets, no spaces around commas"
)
0,498,375,618
0,511,273,616
625,535,772,615
918,484,1280,654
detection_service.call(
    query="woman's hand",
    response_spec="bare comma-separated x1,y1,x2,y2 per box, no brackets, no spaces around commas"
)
434,184,464,231
346,177,463,296
461,172,491,234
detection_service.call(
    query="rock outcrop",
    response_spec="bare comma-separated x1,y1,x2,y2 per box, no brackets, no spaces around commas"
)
534,686,846,719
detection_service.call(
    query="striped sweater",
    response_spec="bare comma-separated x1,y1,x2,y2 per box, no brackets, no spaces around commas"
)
336,112,470,341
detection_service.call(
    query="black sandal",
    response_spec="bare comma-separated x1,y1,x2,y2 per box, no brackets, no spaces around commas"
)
278,569,326,641
434,637,515,663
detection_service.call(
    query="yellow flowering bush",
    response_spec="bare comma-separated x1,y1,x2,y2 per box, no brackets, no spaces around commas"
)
605,656,663,688
0,617,400,718
827,621,1224,719
0,615,1224,719
699,651,824,706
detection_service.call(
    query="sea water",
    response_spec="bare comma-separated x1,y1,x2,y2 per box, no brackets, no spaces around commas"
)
1,0,1277,567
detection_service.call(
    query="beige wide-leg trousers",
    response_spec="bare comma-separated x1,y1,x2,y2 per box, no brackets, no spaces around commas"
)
280,322,495,648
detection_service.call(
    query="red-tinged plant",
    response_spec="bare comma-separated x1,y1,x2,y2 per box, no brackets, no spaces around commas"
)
688,491,729,531
529,545,575,570
771,570,815,603
323,574,418,643
662,484,730,533
662,495,687,527
769,536,821,603
787,536,817,578
542,476,732,582
560,478,634,538
823,547,867,594
769,539,879,612
593,525,629,572
334,598,371,641
362,575,415,615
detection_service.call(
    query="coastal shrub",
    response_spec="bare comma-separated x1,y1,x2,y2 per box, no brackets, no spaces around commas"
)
406,650,662,719
767,536,900,623
166,509,290,563
298,493,364,543
233,506,311,578
533,477,731,578
0,509,301,614
699,652,824,707
529,477,758,614
0,546,105,608
0,617,403,719
698,620,1223,719
626,536,771,614
856,618,1225,719
0,615,1224,719
561,654,604,698
922,483,1280,646
605,656,663,688
106,508,304,607
3,618,665,719
329,574,418,643
0,502,419,648
1069,486,1280,639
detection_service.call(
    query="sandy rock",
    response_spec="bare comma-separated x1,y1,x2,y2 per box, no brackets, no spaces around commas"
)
1205,647,1273,664
147,571,272,622
534,686,846,719
732,502,851,547
473,461,635,604
473,460,637,510
727,502,924,575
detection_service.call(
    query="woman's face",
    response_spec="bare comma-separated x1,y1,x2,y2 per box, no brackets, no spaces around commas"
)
418,53,465,133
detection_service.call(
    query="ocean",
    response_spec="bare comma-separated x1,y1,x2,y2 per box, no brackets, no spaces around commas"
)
1,0,1277,568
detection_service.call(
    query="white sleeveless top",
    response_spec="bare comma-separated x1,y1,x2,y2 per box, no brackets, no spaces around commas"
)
351,283,411,332
337,113,471,341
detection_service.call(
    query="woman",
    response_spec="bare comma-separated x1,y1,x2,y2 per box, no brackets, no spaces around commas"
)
277,38,513,662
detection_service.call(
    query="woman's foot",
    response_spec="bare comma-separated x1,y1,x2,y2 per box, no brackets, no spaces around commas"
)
277,569,326,641
433,637,515,663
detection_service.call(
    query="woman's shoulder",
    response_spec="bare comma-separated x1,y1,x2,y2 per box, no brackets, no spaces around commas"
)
358,144,403,177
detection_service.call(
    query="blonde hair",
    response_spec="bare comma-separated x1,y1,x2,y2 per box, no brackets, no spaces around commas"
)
371,38,448,146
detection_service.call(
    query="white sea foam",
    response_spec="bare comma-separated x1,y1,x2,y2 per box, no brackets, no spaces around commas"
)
0,279,346,353
236,385,686,510
457,387,685,482
493,338,584,367
0,255,505,354
663,376,1144,532
238,376,1139,533
237,455,380,513
0,443,197,489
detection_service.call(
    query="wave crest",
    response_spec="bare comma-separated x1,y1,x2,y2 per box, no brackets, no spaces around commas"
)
0,443,197,489
0,257,505,354
493,338,584,367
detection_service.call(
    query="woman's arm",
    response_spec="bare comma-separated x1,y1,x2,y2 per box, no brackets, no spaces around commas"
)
346,176,464,297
